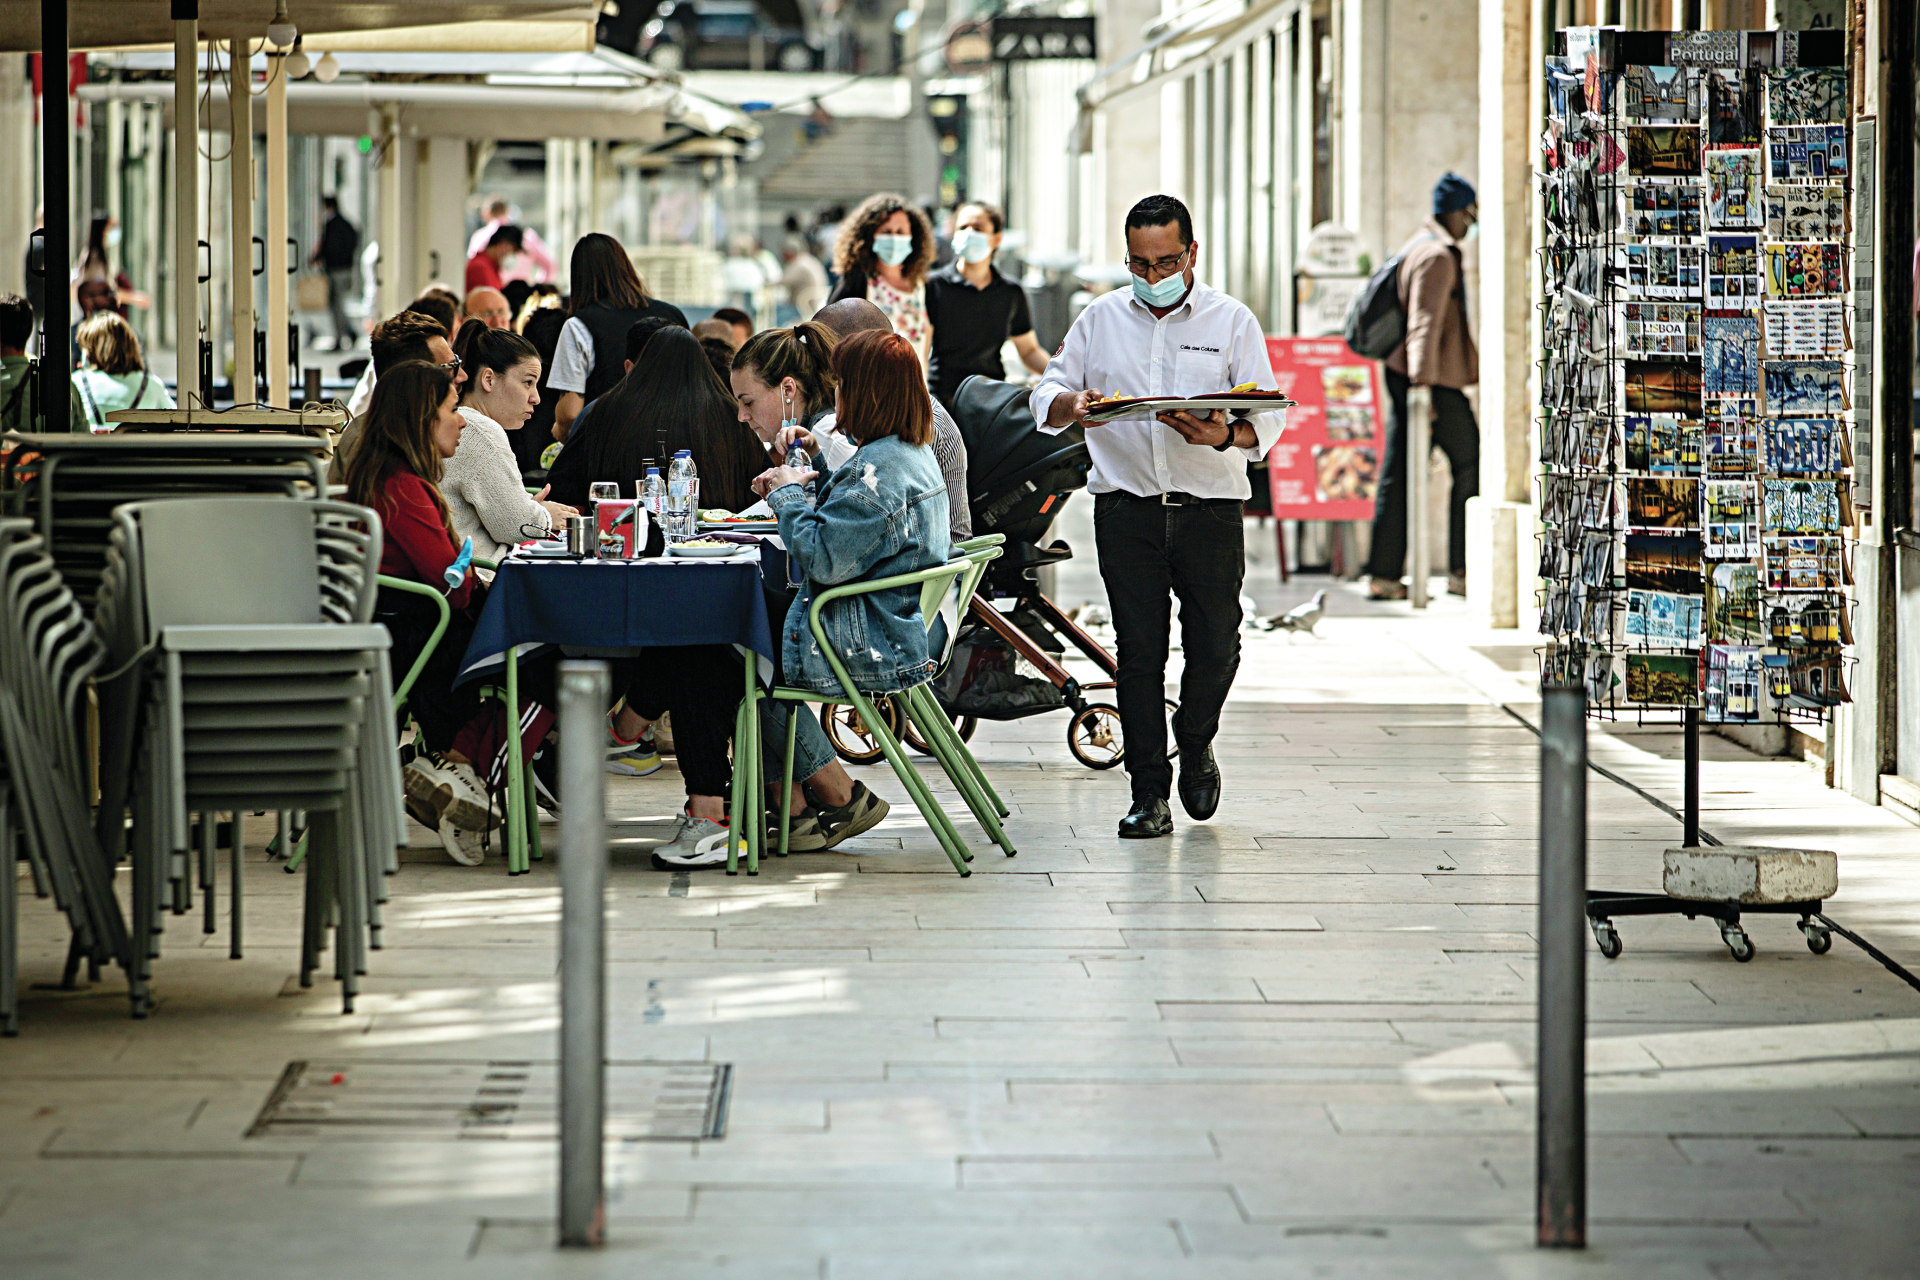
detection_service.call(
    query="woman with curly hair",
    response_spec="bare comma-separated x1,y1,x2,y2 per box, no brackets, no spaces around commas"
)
826,193,935,367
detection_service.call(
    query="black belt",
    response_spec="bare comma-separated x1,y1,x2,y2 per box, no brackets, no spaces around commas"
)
1103,490,1242,508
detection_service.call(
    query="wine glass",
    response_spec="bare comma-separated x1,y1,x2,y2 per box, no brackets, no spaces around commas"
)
588,482,620,505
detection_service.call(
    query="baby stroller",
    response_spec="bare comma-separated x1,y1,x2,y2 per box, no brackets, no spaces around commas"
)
938,375,1174,769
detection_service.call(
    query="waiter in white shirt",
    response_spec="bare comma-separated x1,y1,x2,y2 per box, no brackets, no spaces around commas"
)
1030,195,1284,839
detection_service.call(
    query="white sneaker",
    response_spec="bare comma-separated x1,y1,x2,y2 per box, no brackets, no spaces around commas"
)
404,752,495,831
312,335,337,352
649,813,733,869
437,815,485,866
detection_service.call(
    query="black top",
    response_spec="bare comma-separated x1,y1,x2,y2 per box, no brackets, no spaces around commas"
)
924,263,1033,406
572,298,691,404
318,213,360,270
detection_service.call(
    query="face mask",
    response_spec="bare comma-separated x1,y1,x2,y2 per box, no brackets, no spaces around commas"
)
1130,251,1191,308
953,228,993,264
1463,221,1480,243
872,234,912,267
105,226,122,250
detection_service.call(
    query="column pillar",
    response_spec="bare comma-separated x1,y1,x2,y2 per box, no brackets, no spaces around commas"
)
228,38,254,403
376,107,401,321
174,11,199,405
265,50,288,407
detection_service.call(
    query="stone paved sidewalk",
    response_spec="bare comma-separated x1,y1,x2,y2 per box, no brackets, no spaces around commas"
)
3,536,1917,1277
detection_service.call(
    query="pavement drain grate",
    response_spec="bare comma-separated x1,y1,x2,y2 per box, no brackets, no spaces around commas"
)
245,1059,731,1141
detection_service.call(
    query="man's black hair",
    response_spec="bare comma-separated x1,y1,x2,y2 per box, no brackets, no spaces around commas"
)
0,293,33,352
625,315,683,363
406,294,457,335
488,224,524,251
322,194,339,212
1124,194,1194,247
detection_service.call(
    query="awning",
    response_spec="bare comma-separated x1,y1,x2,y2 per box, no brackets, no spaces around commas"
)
0,2,596,52
1075,0,1296,129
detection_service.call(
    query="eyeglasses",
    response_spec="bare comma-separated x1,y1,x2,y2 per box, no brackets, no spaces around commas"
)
434,356,463,374
1125,247,1192,280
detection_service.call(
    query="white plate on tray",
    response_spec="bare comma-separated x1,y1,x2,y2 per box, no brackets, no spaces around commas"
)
1084,394,1297,424
668,542,755,558
518,542,574,559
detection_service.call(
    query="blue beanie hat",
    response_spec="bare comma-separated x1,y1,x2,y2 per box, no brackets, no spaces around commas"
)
1432,172,1477,217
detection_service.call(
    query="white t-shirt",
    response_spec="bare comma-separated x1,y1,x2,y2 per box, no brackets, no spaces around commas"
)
546,318,597,395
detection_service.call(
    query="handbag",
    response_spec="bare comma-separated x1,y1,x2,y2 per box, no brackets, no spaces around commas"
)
295,273,332,312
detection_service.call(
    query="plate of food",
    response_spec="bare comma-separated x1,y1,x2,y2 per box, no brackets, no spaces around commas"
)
1083,384,1297,424
668,537,755,558
517,540,574,559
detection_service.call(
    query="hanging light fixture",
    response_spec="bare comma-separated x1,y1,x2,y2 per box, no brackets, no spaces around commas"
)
313,51,340,83
266,1,299,49
285,45,310,78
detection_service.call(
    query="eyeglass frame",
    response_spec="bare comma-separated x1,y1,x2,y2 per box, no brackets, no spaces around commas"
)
1124,243,1195,283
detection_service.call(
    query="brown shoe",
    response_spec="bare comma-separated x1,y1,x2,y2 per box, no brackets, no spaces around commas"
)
1365,577,1408,601
1447,572,1467,597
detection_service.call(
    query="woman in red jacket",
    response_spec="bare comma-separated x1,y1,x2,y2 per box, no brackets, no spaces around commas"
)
344,360,554,864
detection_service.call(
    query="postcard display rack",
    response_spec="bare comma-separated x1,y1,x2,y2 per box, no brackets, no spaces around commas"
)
1537,28,1851,961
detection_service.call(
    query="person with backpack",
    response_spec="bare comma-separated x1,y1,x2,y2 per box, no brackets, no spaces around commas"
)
0,293,40,433
1359,172,1481,600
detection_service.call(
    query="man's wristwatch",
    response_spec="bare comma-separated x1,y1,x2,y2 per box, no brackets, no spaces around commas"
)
1212,420,1243,452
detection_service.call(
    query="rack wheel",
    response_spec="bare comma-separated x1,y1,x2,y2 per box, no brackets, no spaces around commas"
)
902,702,977,756
1721,926,1756,962
1799,920,1833,954
1592,921,1622,959
820,699,900,765
1068,703,1125,769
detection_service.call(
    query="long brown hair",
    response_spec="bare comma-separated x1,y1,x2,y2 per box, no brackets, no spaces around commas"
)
832,194,935,287
344,360,458,534
732,320,836,413
76,311,145,375
568,232,650,312
832,330,931,447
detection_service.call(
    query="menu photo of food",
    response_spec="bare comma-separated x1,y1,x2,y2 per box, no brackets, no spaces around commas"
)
1324,404,1375,441
1312,445,1377,504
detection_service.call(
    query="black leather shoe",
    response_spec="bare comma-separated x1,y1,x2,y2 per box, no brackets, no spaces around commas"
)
1118,797,1173,839
1177,746,1221,821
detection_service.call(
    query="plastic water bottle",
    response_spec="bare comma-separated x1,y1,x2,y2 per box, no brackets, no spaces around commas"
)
641,464,665,525
666,450,698,540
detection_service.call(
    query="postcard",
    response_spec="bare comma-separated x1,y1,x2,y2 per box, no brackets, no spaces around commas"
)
1625,652,1700,705
1626,66,1701,122
1762,242,1844,298
1628,179,1704,238
1626,589,1705,647
1707,562,1762,643
1626,360,1703,415
1767,124,1848,181
1706,236,1763,305
1704,401,1761,475
1704,150,1764,228
1761,478,1840,534
1764,360,1846,416
1625,414,1702,474
1767,592,1845,647
1766,68,1847,125
1702,480,1759,559
1762,418,1842,475
1705,69,1761,147
1625,243,1704,299
1626,531,1705,592
1629,125,1704,177
1764,184,1846,241
1702,313,1760,396
1628,476,1701,530
1762,534,1844,591
1703,644,1762,723
1762,299,1846,357
1623,302,1702,358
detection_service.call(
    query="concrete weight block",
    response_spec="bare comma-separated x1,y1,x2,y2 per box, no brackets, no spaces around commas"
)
1663,846,1838,904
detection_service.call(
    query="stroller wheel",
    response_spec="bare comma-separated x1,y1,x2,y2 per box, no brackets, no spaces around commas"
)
903,704,978,755
1068,703,1126,770
820,698,902,765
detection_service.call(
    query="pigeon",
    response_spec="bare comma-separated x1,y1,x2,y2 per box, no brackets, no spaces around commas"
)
1263,589,1326,638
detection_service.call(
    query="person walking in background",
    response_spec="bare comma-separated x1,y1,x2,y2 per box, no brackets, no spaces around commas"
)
69,311,173,432
311,195,360,352
74,213,149,321
0,293,42,432
780,234,829,317
1363,172,1481,601
1030,194,1285,840
827,194,935,367
924,201,1049,407
465,225,522,294
547,232,690,441
467,198,557,284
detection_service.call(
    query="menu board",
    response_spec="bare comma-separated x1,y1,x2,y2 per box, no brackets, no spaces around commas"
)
1262,335,1386,521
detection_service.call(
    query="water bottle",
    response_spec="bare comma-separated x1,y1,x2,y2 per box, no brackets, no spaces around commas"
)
666,450,698,541
641,464,665,526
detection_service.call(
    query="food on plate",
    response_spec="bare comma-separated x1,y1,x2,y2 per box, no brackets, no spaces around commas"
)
676,538,730,549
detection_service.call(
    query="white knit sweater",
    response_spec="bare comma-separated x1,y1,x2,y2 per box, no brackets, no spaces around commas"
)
443,406,549,565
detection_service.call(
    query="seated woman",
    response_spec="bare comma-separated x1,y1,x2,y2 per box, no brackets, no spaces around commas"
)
648,329,951,870
728,320,836,460
440,320,577,566
544,325,763,514
343,359,558,866
69,311,174,431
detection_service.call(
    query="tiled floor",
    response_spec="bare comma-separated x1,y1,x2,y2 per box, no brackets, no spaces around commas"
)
5,524,1918,1276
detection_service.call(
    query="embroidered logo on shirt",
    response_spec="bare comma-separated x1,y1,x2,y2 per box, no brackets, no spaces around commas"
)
1176,343,1222,354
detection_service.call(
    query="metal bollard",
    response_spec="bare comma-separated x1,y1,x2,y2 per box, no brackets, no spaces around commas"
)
1537,682,1587,1248
1682,707,1701,848
1407,384,1431,609
303,366,323,407
558,660,610,1248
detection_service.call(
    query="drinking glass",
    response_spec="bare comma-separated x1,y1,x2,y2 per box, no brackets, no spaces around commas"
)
588,482,620,505
588,482,622,559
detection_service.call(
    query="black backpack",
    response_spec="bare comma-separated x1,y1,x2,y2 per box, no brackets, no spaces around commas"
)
1341,233,1437,359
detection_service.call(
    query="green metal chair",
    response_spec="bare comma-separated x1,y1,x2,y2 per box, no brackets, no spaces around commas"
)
761,539,1008,878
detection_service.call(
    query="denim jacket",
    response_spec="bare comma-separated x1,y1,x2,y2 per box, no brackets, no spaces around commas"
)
765,432,952,695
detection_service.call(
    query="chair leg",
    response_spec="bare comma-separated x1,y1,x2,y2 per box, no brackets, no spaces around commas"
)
778,705,799,858
505,654,527,876
229,811,244,959
2,790,18,1036
905,687,1015,857
200,811,217,936
845,689,971,876
743,689,761,877
524,758,543,864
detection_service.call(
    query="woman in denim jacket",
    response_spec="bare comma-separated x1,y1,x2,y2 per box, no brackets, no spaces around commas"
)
652,329,951,869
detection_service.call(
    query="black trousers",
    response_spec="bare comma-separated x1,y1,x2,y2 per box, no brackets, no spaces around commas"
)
1364,368,1480,578
624,647,744,798
1093,491,1245,804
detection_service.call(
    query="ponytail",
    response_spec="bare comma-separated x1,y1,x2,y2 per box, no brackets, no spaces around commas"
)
454,318,539,399
732,320,837,413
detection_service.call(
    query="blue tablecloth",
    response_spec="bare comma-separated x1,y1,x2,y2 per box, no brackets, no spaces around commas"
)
456,554,776,685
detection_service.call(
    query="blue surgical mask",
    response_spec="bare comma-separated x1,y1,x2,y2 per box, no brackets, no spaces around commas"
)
872,234,913,267
953,228,993,264
1130,253,1191,308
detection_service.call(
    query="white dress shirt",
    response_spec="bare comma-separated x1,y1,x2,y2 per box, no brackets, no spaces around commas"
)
1029,281,1284,499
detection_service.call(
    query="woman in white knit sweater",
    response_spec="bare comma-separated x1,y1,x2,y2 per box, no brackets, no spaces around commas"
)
442,320,577,564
